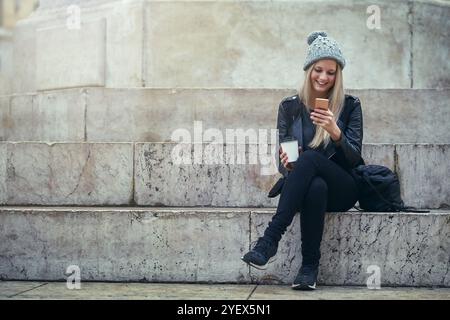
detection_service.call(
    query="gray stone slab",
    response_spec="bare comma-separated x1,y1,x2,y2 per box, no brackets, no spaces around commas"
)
3,88,450,143
0,281,47,299
12,22,36,93
0,33,13,95
0,143,6,204
0,96,9,141
7,90,85,141
0,207,448,286
134,143,280,207
349,89,450,144
11,1,449,92
85,88,196,142
396,144,450,209
361,144,395,171
192,89,281,137
106,1,144,87
7,94,34,141
1,142,446,208
2,281,450,300
144,1,411,89
84,87,450,144
250,285,450,300
5,282,255,300
413,2,450,89
135,142,443,208
0,207,250,283
36,19,106,90
5,142,133,205
251,210,450,287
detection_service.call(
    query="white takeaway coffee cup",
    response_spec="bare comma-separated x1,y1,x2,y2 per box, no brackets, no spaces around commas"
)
280,139,299,163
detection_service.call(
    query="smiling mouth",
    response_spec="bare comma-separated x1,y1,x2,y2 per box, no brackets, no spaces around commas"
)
316,81,328,86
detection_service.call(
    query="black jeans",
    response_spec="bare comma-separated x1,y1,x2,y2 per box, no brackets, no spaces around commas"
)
264,149,358,266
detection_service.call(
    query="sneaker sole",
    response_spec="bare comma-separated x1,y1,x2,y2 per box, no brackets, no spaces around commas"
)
291,282,316,290
240,256,276,270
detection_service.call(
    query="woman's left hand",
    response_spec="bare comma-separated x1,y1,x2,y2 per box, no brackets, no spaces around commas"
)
310,108,342,142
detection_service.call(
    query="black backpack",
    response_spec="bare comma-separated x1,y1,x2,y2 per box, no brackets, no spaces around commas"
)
351,164,429,213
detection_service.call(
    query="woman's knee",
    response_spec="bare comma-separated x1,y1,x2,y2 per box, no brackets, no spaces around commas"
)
306,176,328,197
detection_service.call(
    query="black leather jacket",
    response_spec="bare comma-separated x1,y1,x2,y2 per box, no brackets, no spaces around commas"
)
277,94,364,177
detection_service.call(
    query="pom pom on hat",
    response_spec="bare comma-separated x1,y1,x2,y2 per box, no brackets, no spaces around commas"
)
303,30,346,70
307,31,327,45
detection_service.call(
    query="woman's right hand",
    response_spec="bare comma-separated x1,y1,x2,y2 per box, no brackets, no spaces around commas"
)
279,146,302,171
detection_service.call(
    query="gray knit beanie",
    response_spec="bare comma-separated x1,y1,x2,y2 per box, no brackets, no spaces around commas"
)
303,31,346,71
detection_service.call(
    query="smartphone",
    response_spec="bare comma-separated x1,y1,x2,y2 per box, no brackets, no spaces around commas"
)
314,98,329,112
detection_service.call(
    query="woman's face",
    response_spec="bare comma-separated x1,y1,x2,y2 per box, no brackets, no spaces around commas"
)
310,59,337,95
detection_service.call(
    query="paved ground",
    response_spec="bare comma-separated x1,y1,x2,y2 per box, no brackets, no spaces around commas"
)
1,281,449,300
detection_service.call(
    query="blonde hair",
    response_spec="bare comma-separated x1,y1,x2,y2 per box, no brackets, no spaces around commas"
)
299,62,345,149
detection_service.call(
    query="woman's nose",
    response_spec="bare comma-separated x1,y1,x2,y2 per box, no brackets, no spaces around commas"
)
319,73,328,80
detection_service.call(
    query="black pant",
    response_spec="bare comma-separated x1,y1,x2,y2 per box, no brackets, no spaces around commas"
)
264,150,358,266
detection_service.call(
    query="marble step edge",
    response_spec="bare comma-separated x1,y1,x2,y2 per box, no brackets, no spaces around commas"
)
0,206,448,215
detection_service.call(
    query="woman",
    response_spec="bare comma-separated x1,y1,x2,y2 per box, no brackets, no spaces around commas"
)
241,31,364,290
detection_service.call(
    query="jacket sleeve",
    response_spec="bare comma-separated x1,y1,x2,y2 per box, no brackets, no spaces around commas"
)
277,102,289,177
332,98,363,168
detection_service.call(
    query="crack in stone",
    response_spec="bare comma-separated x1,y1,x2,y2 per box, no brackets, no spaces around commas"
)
66,148,92,198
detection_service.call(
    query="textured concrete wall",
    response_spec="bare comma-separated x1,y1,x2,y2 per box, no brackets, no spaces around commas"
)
0,207,448,286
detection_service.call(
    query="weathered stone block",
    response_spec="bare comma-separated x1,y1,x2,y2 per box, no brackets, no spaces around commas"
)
7,90,85,141
36,19,106,90
361,144,395,171
0,143,6,204
396,144,450,209
106,1,144,87
5,142,133,205
0,207,250,283
252,210,450,286
144,1,411,88
134,142,280,207
86,88,196,142
413,2,450,88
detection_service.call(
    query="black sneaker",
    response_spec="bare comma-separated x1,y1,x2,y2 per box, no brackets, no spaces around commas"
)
241,237,278,270
291,264,319,290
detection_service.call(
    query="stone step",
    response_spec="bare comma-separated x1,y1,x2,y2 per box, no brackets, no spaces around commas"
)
10,0,449,94
0,206,448,286
0,142,448,208
1,88,449,143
